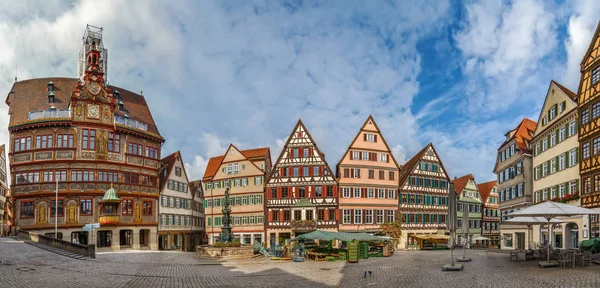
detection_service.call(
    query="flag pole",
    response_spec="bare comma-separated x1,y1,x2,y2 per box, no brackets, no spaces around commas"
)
55,176,58,238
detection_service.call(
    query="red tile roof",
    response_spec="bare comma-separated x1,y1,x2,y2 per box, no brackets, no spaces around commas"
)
5,77,161,135
501,118,536,152
202,147,270,181
451,174,475,196
477,180,497,204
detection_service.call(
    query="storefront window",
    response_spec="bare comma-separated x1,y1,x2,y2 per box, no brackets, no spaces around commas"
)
503,234,513,247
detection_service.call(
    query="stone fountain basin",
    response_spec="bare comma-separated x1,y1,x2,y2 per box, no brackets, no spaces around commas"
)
196,245,255,258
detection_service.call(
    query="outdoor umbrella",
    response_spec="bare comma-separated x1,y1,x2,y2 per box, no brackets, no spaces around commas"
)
473,236,490,241
507,202,600,264
503,217,564,250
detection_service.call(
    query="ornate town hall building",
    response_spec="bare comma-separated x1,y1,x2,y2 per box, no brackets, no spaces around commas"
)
5,26,164,249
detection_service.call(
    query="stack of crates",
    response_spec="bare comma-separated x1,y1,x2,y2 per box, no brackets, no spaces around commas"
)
359,242,369,259
338,251,347,261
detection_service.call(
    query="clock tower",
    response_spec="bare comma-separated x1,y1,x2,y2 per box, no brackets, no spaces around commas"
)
70,26,117,160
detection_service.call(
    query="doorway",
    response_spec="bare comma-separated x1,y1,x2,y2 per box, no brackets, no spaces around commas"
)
516,232,525,250
97,231,112,248
139,229,150,247
119,230,133,247
71,231,89,245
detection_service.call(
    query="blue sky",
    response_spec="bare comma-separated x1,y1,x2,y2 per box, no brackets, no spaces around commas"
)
0,0,599,183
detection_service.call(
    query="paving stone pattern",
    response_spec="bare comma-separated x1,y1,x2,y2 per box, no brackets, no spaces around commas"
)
1,237,600,287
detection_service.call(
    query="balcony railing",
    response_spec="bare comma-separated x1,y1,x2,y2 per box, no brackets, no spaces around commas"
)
99,215,120,225
114,115,148,131
28,109,71,121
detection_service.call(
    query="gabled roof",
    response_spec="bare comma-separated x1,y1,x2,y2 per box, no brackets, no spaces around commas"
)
189,179,203,198
477,180,497,204
158,151,191,192
202,145,270,181
501,118,536,151
398,143,450,187
336,115,401,169
451,174,475,196
552,80,577,102
5,77,161,135
266,119,336,183
581,21,600,65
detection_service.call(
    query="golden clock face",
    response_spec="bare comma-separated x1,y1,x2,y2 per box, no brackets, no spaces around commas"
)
88,82,101,95
87,104,100,119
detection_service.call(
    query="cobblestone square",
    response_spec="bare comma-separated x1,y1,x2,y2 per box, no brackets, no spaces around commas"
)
1,238,600,287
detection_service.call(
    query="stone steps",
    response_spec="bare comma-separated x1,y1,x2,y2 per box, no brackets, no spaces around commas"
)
23,240,91,260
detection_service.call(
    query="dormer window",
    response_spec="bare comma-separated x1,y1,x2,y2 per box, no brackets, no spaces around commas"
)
114,90,120,101
118,101,124,112
48,91,55,104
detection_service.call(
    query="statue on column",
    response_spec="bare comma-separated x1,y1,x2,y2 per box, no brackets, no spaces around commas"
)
221,188,232,243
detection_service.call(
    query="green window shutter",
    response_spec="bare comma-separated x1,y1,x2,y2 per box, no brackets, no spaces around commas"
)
576,148,580,165
576,179,580,193
565,152,570,168
208,217,212,226
556,156,559,172
566,182,571,194
254,177,257,185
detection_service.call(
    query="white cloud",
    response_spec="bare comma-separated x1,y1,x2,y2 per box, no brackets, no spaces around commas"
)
0,0,451,178
564,0,600,89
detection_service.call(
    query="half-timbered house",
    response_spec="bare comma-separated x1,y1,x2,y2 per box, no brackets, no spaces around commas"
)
397,143,451,250
336,116,399,233
478,181,500,247
578,21,600,239
265,119,338,246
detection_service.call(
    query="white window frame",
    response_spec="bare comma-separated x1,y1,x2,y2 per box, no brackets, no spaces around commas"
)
535,143,540,155
550,133,556,147
535,191,540,203
386,210,394,223
376,210,384,224
542,163,548,177
354,209,362,224
569,121,576,136
569,149,577,167
559,184,566,198
343,209,351,224
387,189,394,199
352,151,360,160
343,187,351,198
366,134,375,142
233,163,239,173
559,127,566,142
559,154,565,170
551,187,557,199
570,181,577,194
378,188,385,199
365,210,373,224
242,178,247,186
551,158,556,174
542,139,548,151
353,168,360,178
380,153,387,162
362,152,369,160
353,188,361,198
367,188,375,198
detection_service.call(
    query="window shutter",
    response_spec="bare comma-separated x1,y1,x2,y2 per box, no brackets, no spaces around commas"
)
386,154,389,163
344,168,349,178
364,134,367,141
350,169,354,178
299,147,303,158
566,182,571,194
254,177,256,185
357,169,361,178
576,179,580,193
565,151,570,167
576,148,579,164
374,135,378,142
309,148,312,157
350,151,354,160
361,188,367,198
